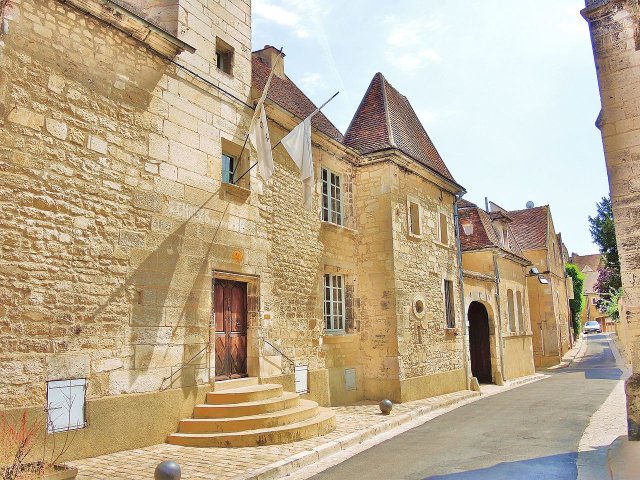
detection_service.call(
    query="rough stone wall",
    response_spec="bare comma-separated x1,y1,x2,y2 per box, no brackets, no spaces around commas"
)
583,0,640,439
390,164,464,380
0,0,254,409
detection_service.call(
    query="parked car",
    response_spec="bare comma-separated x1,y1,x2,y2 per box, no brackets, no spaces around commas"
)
584,320,602,334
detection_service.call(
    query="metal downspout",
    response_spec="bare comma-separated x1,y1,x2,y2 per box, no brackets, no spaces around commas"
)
454,194,471,390
493,253,506,383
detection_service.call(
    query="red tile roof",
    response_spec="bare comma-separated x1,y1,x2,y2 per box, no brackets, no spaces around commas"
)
343,73,459,186
459,206,528,261
458,199,477,209
251,54,343,142
571,253,604,271
508,206,550,251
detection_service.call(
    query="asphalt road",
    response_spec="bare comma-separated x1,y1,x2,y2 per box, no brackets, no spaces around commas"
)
311,334,623,480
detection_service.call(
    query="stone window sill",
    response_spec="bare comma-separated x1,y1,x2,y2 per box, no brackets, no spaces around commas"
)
321,221,357,235
444,327,460,336
322,333,359,344
222,182,250,202
433,239,452,249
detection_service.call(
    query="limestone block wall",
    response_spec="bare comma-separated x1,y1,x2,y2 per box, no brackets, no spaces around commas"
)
390,162,466,401
353,161,399,400
0,0,266,459
582,0,640,439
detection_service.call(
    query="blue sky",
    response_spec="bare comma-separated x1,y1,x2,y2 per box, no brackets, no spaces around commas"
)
252,0,607,255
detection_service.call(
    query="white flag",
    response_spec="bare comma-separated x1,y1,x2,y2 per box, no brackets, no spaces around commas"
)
248,105,274,182
281,109,318,210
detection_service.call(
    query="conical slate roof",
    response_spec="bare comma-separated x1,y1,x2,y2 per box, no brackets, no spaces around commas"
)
344,72,458,185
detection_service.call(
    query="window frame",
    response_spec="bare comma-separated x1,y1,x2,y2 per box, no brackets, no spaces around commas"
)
46,378,87,433
438,212,449,245
407,199,422,237
444,279,456,328
221,152,236,184
507,289,516,332
324,273,346,333
215,37,234,75
516,290,525,332
321,167,344,226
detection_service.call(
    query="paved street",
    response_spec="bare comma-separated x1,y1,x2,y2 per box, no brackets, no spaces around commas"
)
309,334,625,480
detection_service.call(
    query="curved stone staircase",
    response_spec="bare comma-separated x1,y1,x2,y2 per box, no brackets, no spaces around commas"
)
167,378,336,447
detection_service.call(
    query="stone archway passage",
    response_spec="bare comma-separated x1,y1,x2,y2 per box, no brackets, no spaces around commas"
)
468,301,492,384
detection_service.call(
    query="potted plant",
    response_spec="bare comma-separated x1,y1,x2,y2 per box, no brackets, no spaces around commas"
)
1,411,78,479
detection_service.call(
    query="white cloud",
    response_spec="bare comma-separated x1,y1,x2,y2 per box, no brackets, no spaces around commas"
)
299,72,327,94
384,16,446,72
252,0,329,39
557,4,589,36
416,110,438,124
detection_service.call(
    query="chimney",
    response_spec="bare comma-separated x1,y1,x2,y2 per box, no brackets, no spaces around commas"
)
255,45,286,78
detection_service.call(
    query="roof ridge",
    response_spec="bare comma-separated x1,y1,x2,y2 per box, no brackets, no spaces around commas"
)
379,73,396,148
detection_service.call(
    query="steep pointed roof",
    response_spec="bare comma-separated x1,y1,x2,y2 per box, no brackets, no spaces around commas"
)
343,72,458,186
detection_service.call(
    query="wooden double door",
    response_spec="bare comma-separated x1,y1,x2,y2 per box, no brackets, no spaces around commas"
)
213,279,248,380
468,301,492,384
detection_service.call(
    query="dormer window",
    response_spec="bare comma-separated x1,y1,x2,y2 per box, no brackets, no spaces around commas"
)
502,226,508,245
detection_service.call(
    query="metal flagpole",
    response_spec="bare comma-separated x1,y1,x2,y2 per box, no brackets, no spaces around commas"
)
233,91,340,186
230,47,284,183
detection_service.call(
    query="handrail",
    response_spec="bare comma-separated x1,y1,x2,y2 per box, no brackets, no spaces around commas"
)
160,345,208,391
262,339,295,367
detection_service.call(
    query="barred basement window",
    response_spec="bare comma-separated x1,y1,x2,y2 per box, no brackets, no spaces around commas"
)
444,279,455,328
324,273,345,332
322,168,343,225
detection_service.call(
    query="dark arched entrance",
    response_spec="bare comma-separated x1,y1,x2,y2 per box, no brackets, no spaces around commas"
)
468,301,492,384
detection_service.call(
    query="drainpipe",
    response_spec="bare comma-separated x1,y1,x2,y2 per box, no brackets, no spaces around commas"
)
454,193,471,390
493,252,507,383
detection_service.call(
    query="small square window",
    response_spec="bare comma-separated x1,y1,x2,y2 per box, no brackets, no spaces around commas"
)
215,38,234,75
47,379,87,433
439,213,449,244
221,138,249,189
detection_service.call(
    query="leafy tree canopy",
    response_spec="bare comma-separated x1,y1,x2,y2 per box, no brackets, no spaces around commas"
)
588,196,621,293
565,263,585,337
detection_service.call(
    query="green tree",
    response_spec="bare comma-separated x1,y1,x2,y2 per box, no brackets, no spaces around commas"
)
566,263,585,337
588,196,621,293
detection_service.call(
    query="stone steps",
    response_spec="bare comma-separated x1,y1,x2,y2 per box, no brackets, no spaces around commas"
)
167,408,336,447
177,399,319,433
167,381,336,447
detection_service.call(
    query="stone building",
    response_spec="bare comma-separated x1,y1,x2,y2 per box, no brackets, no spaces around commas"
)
507,205,572,367
570,253,611,332
0,0,469,459
582,0,640,443
458,200,535,385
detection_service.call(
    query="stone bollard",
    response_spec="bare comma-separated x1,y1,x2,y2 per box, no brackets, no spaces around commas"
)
155,461,181,480
379,399,393,415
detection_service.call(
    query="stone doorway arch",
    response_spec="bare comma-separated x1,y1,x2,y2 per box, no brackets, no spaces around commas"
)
468,301,493,384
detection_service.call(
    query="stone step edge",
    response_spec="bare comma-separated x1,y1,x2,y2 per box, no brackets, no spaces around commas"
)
234,390,481,480
196,391,299,409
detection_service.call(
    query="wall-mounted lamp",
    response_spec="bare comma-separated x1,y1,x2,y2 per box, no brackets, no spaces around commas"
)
530,267,540,275
538,276,549,284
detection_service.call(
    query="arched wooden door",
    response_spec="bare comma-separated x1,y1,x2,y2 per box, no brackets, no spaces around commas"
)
214,279,248,380
468,301,492,384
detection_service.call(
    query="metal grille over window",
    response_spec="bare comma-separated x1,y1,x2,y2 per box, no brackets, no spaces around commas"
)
324,273,345,332
444,280,455,328
322,168,343,225
222,153,235,184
